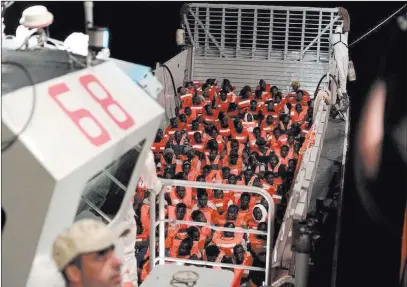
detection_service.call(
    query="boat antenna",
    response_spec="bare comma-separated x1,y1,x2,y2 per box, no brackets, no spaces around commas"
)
84,1,93,67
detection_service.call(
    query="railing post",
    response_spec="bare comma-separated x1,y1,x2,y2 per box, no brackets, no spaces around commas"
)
252,8,258,58
236,8,241,57
205,7,209,56
221,7,225,57
149,190,157,272
292,220,312,287
317,11,322,63
284,10,290,60
158,187,165,265
268,8,274,60
300,10,306,62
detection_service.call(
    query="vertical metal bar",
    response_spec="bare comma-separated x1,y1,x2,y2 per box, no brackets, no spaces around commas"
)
190,46,195,80
267,8,273,60
317,11,322,63
194,7,199,47
300,10,306,62
158,188,165,265
183,14,195,47
205,7,209,56
284,10,290,60
252,8,258,58
236,8,241,57
221,7,225,57
149,191,157,272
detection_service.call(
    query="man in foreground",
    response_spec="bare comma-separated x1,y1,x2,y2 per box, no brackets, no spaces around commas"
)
52,218,131,287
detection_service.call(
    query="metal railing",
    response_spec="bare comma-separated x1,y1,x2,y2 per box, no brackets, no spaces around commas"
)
182,3,341,62
149,179,276,286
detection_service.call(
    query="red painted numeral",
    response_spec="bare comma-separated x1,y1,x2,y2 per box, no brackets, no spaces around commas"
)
49,83,111,146
79,74,134,130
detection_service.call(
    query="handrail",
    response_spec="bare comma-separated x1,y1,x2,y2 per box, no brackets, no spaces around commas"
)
154,257,266,272
149,179,276,286
80,195,112,223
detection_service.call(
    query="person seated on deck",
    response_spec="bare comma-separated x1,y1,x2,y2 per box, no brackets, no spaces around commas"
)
190,132,206,153
287,90,311,110
268,127,288,149
216,112,233,138
262,100,279,119
227,101,240,117
204,148,221,172
252,137,273,158
226,139,245,157
238,85,253,114
220,166,231,183
231,120,249,145
169,130,187,147
212,222,245,257
290,102,309,127
216,204,240,227
262,172,278,197
222,150,243,175
180,106,197,125
248,99,262,114
187,120,204,141
166,203,190,239
232,244,254,280
242,169,255,186
208,127,225,154
192,188,217,222
202,245,225,268
260,115,278,138
270,85,279,99
187,226,206,256
201,83,214,105
165,117,179,136
202,103,219,124
279,114,293,134
151,128,168,153
178,86,193,108
168,185,193,208
211,189,234,216
273,92,286,114
176,237,198,259
242,204,268,230
235,192,254,224
253,89,267,108
222,79,237,100
247,222,268,257
276,145,290,166
161,148,176,167
190,93,206,114
216,90,233,112
242,113,258,132
190,210,212,242
291,80,311,98
292,142,302,161
267,154,283,176
249,127,267,149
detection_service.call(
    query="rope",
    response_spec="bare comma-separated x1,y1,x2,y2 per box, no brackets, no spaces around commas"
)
349,4,407,47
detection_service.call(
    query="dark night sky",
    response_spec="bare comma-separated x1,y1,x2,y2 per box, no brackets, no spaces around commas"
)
4,2,406,286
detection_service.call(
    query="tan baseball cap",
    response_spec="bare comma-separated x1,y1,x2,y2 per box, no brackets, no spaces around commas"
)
52,218,130,270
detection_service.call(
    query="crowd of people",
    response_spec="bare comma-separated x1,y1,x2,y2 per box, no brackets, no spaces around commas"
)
134,78,316,286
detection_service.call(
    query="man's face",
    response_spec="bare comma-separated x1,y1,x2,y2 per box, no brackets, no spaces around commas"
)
222,168,230,179
207,254,218,262
296,92,303,101
295,104,302,113
250,102,257,110
203,87,210,97
253,128,261,139
220,93,227,101
192,121,199,130
171,120,178,128
271,87,278,95
228,175,237,185
288,135,295,145
260,197,269,211
209,150,217,161
194,133,202,143
192,96,200,105
179,114,187,123
253,178,262,188
253,207,263,221
190,229,200,241
240,195,250,209
270,156,278,166
178,241,191,256
281,146,289,158
198,194,208,208
206,105,213,114
77,246,123,287
267,102,274,111
245,169,253,180
283,116,290,124
227,206,238,220
231,140,238,149
164,152,173,163
185,107,192,116
176,206,186,220
234,245,245,264
174,131,182,142
176,186,186,198
196,213,206,222
274,128,281,138
259,80,266,91
266,173,274,185
202,166,211,177
275,95,282,104
156,129,164,140
183,163,191,174
230,154,238,165
211,128,218,138
266,116,274,125
247,114,253,122
294,143,301,153
213,189,223,198
154,153,161,164
235,121,243,132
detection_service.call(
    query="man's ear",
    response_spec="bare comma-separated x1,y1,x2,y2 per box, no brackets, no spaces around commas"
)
357,80,386,179
65,264,82,285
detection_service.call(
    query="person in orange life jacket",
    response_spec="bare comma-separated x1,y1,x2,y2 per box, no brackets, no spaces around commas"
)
232,120,249,144
191,94,205,114
168,186,193,208
187,120,203,141
177,113,188,130
216,204,240,226
253,89,266,107
216,90,231,112
212,222,245,258
249,127,266,149
279,114,293,134
182,106,196,124
247,222,267,257
203,245,225,268
253,137,271,158
216,113,232,138
165,117,179,136
208,127,225,154
243,169,254,185
226,139,245,157
238,86,253,113
243,113,257,132
221,166,231,183
233,244,253,279
212,189,234,216
261,115,278,138
166,203,189,239
191,132,206,153
248,99,261,114
236,192,253,224
243,204,268,230
178,86,193,108
190,209,213,245
268,127,287,150
276,145,290,166
227,101,240,117
262,101,279,121
203,104,219,123
176,237,195,259
162,148,176,169
292,142,301,161
267,154,282,175
223,150,243,174
201,83,214,104
205,149,222,173
290,103,308,125
192,188,217,222
151,128,168,154
270,86,279,98
171,130,186,146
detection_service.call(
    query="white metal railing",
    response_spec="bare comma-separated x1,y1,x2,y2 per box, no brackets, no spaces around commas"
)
149,179,276,286
182,3,342,62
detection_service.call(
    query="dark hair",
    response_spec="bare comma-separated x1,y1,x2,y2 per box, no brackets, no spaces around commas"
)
205,245,220,257
176,202,187,210
197,188,208,198
187,226,200,238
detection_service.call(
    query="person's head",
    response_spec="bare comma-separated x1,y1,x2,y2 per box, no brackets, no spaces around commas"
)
170,117,178,128
265,172,274,185
253,206,263,221
191,120,200,131
219,90,227,101
288,134,295,146
246,113,254,122
273,127,282,138
187,226,201,241
184,106,192,117
288,159,297,171
234,120,243,133
197,188,209,208
174,131,182,143
182,161,191,174
230,139,239,150
175,203,187,220
154,152,161,164
251,127,260,140
283,115,291,124
204,104,213,115
178,237,193,257
228,174,238,185
280,145,289,158
226,205,239,220
270,154,279,167
194,132,202,143
257,222,267,240
222,167,231,179
53,219,128,287
240,192,251,210
229,150,239,165
252,177,262,188
270,85,278,96
196,175,206,182
202,83,210,97
244,169,254,181
206,138,218,152
295,90,304,102
164,167,174,179
233,244,245,264
206,78,216,86
250,100,257,110
267,101,275,112
295,103,302,113
259,79,266,91
255,89,263,99
191,210,207,223
266,115,274,126
221,256,234,271
240,86,251,98
292,80,301,92
218,111,226,121
213,189,224,199
274,92,282,103
205,245,220,262
192,95,201,105
178,86,187,95
256,137,267,149
175,186,186,199
208,149,218,162
209,127,218,139
155,129,164,141
163,148,174,163
294,142,302,154
202,165,212,177
223,222,235,238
